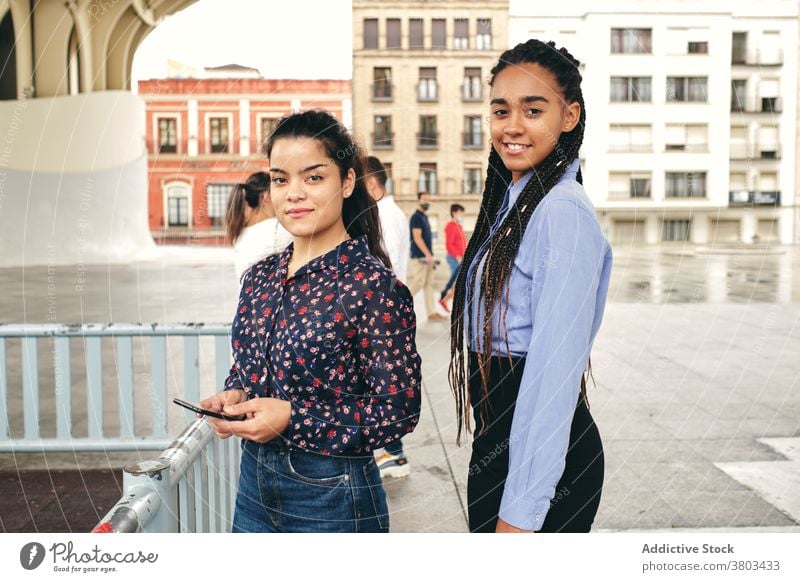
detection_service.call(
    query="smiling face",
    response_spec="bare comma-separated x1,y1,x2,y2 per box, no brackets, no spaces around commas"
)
268,137,354,244
489,62,580,183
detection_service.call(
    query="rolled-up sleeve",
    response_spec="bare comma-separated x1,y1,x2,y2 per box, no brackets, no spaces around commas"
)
498,199,607,531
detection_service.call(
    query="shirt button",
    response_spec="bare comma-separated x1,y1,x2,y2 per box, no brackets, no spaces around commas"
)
344,475,350,481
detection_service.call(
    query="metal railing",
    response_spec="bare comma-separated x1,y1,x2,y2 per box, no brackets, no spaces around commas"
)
0,323,233,453
93,418,241,533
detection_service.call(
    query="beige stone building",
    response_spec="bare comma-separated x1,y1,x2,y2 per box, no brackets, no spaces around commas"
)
352,0,509,248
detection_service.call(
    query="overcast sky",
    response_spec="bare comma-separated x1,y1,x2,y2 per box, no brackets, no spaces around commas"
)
131,0,355,87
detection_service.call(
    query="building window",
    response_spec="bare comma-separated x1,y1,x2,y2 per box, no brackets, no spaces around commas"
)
608,124,652,152
667,77,708,102
209,117,229,153
609,172,651,199
418,67,438,101
463,115,483,148
662,220,690,242
610,28,652,53
463,67,482,100
688,41,708,54
761,96,780,113
387,18,401,49
666,172,706,198
732,32,747,64
464,167,482,194
418,115,438,148
419,163,438,194
157,117,177,153
383,162,393,195
409,18,424,49
731,79,747,112
610,77,652,102
454,19,469,50
432,19,446,49
665,124,708,152
165,184,190,227
364,18,378,49
373,115,393,148
207,183,235,226
476,18,492,50
373,67,393,100
260,117,279,153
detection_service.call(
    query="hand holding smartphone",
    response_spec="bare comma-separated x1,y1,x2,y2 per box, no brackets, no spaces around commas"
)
173,398,246,422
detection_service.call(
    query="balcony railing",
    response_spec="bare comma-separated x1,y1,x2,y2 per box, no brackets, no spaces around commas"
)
417,82,439,102
608,144,652,153
729,145,782,160
664,144,709,153
371,83,394,101
462,133,484,149
371,132,394,149
729,190,781,206
462,82,483,101
732,48,784,66
417,132,439,148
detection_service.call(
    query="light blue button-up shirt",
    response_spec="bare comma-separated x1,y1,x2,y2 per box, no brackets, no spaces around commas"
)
464,158,613,531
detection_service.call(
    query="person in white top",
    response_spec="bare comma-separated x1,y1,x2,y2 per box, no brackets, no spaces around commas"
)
225,171,293,283
364,155,413,478
365,156,409,283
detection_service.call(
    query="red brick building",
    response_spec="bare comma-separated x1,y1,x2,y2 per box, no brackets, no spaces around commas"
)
139,69,351,244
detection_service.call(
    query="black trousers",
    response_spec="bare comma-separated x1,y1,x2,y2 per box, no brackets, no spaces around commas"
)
466,352,604,533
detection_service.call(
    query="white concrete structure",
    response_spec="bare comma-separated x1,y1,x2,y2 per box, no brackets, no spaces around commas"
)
0,0,197,266
510,0,798,246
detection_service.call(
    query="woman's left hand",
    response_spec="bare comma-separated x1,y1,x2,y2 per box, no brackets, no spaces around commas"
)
207,397,292,443
495,517,534,533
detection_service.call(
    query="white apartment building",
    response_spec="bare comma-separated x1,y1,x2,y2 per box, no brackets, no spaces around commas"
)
510,0,798,246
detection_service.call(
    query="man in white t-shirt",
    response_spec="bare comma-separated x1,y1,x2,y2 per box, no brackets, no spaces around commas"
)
365,156,410,283
365,155,412,478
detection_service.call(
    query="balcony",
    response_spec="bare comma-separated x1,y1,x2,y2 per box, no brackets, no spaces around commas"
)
371,83,394,102
417,132,439,149
732,48,784,66
608,144,652,153
729,145,782,161
371,132,394,149
462,82,483,102
664,144,708,153
417,82,439,102
729,190,781,206
608,191,652,201
462,133,484,150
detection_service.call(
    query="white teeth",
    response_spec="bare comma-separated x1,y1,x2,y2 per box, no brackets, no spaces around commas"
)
507,143,528,151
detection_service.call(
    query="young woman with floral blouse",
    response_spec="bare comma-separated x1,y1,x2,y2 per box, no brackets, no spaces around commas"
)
200,110,422,533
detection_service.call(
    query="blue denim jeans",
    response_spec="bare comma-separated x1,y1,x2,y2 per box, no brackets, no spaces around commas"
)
231,438,390,533
441,255,461,297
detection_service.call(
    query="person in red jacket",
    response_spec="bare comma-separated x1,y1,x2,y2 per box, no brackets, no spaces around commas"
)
439,204,466,312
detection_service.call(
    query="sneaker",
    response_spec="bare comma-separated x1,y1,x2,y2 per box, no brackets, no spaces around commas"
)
427,312,448,321
376,451,411,479
438,298,451,313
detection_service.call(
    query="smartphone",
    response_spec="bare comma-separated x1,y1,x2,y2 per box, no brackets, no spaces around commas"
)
172,398,246,422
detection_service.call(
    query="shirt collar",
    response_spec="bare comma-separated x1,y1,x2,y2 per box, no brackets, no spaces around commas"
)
506,158,581,208
278,234,370,280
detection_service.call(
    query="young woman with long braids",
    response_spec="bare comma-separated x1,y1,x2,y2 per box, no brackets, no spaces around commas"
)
201,110,422,532
449,39,613,533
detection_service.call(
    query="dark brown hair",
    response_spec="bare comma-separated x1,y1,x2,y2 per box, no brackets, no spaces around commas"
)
264,110,391,269
448,39,589,445
224,171,270,245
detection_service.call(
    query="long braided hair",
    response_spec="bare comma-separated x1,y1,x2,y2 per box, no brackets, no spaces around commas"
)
448,40,588,446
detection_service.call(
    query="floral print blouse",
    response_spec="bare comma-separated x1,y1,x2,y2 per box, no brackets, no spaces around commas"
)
224,235,422,455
